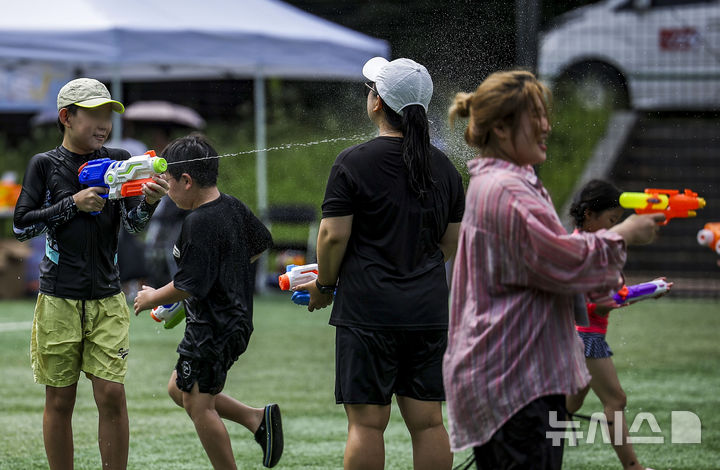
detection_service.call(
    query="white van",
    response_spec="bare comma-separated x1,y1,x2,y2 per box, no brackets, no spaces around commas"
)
538,0,720,110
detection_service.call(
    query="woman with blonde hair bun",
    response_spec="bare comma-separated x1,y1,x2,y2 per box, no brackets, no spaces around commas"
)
442,70,663,469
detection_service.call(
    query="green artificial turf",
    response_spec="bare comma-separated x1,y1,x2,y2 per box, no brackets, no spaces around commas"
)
1,296,718,469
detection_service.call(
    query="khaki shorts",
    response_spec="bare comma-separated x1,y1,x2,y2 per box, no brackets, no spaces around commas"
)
31,292,130,387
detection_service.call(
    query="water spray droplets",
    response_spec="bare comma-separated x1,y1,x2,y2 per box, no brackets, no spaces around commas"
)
166,133,375,165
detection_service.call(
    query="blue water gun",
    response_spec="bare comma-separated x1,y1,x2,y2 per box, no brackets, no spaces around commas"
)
78,150,167,215
278,263,336,306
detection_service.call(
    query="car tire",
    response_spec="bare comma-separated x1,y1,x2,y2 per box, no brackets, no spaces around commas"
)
558,62,629,110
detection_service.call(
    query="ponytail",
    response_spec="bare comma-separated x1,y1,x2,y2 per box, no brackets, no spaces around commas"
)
382,101,435,197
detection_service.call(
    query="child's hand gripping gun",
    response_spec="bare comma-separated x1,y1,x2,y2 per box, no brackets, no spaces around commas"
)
612,279,670,307
77,150,167,214
150,302,186,329
619,188,706,225
697,222,720,256
278,263,320,306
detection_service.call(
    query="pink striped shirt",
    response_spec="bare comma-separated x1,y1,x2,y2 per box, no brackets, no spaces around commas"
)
443,157,627,451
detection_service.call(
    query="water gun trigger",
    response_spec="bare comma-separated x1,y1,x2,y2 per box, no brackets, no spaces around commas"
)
96,186,109,199
615,285,629,302
655,214,670,226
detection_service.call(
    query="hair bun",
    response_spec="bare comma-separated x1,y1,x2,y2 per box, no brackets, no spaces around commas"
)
448,92,472,126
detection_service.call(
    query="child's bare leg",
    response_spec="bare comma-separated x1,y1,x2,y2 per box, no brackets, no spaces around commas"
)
89,375,129,470
215,394,264,432
44,384,77,470
587,358,645,470
168,371,184,407
182,382,237,470
168,371,263,432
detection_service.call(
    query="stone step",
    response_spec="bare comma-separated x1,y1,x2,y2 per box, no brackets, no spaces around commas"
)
630,119,720,141
618,147,720,162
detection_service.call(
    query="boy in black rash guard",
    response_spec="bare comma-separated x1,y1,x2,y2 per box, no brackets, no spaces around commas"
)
13,78,168,470
133,134,283,469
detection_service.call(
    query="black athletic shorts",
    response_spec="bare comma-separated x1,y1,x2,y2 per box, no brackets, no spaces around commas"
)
474,394,566,470
175,331,249,395
334,325,447,405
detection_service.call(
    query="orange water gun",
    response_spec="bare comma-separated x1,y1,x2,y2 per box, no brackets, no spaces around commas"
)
697,222,720,256
619,188,706,225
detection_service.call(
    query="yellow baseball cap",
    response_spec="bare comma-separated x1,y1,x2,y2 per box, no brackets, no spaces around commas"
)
57,78,125,113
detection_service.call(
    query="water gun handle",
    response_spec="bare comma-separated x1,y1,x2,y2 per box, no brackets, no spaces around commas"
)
78,158,113,215
291,290,311,306
89,189,110,216
290,289,337,306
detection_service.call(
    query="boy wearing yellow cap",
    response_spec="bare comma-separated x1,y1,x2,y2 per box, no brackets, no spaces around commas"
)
13,78,168,470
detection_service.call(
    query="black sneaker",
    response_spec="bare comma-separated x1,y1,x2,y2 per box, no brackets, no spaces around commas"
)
254,403,283,468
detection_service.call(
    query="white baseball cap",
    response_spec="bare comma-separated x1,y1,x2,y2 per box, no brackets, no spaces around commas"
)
362,57,433,115
57,78,124,113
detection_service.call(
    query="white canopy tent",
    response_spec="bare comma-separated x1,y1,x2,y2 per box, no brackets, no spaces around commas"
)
0,0,389,215
0,0,388,288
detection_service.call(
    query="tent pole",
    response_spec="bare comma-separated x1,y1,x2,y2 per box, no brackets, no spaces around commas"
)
110,73,123,146
255,74,268,293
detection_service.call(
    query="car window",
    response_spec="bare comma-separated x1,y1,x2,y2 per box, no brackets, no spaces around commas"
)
651,0,715,7
616,0,715,10
615,0,638,11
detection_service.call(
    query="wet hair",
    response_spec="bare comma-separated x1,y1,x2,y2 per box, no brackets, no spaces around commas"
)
56,104,79,134
376,89,435,198
569,179,622,228
448,70,551,152
162,133,219,188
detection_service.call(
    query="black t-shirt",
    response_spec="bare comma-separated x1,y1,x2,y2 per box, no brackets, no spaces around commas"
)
322,136,465,330
173,193,272,359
